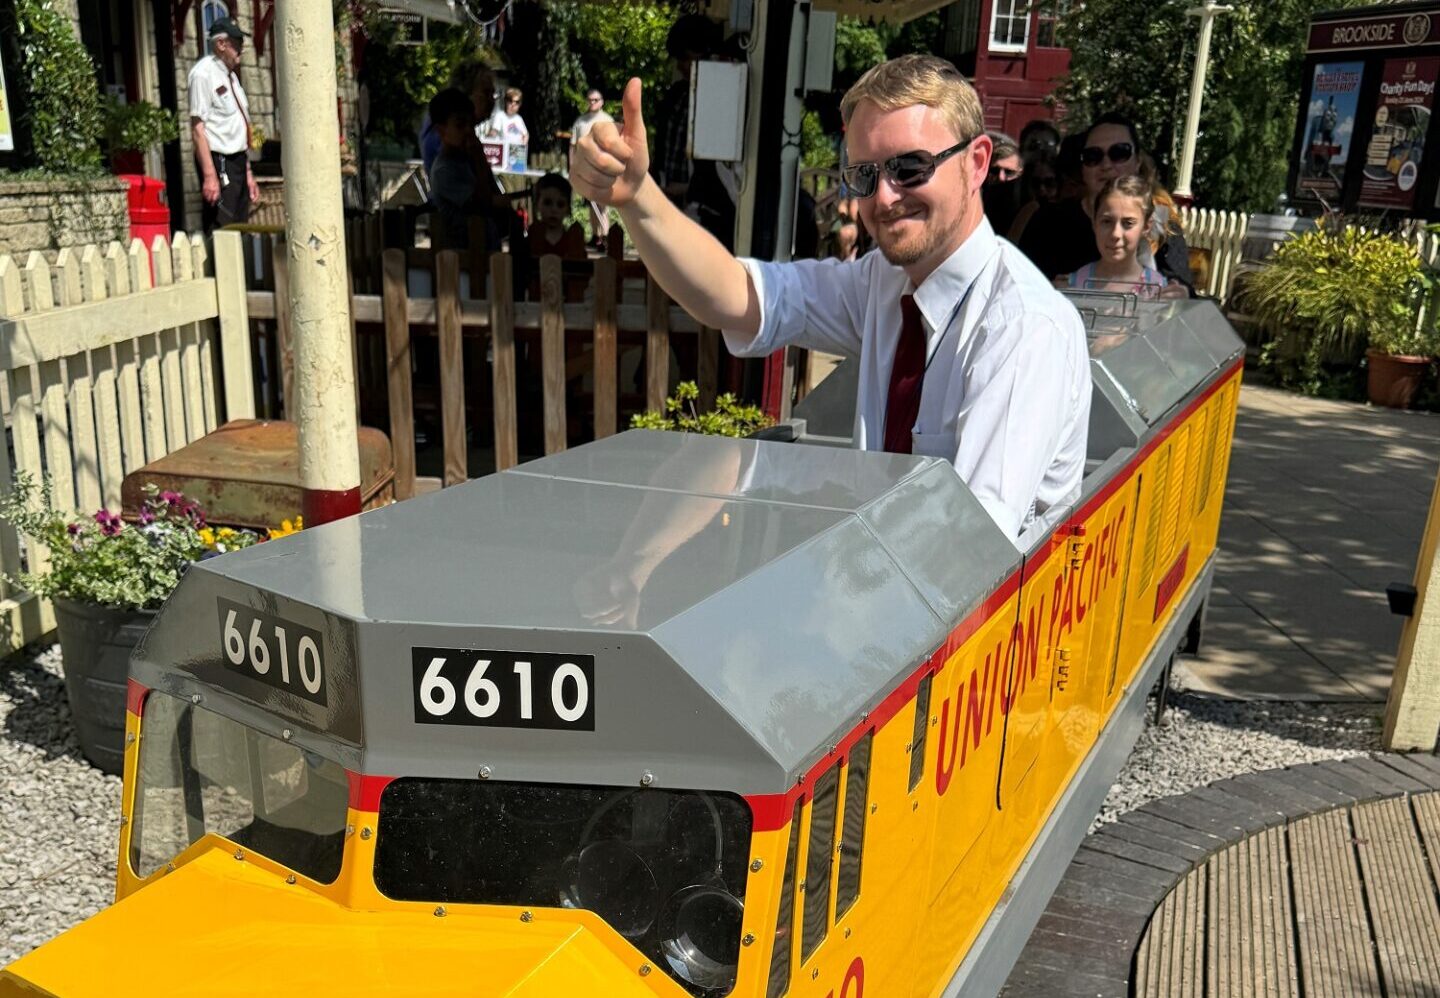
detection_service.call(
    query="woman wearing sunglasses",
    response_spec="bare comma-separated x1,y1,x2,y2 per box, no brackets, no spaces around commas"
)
571,55,1089,542
1016,112,1192,298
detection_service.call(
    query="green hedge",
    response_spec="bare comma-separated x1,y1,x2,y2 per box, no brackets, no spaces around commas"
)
16,0,104,173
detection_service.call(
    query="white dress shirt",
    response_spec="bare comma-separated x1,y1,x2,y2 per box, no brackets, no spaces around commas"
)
187,55,250,156
723,218,1091,540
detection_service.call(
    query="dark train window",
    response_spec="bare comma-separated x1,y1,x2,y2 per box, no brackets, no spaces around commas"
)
909,674,932,791
375,779,752,997
766,799,804,998
801,765,839,961
129,690,348,884
835,734,873,920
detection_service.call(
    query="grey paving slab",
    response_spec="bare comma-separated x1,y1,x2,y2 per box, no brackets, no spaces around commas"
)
1186,384,1440,701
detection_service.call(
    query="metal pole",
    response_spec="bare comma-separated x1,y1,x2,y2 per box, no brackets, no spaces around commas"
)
1175,1,1231,200
274,0,362,526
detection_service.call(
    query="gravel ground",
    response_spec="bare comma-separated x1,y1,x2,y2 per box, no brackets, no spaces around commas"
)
0,645,1387,966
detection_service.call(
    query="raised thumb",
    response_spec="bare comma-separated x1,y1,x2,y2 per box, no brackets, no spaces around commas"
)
621,77,645,142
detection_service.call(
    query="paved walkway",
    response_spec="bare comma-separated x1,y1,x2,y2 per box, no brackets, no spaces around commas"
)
1177,385,1440,701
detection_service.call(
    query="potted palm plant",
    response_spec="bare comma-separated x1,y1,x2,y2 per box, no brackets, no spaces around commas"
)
103,98,180,175
0,477,273,774
1242,222,1432,405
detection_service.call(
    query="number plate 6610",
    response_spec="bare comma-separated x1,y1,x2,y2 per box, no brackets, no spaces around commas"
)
411,648,595,730
218,598,328,706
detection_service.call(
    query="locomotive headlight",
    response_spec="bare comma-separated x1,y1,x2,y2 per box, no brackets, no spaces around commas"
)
658,884,745,990
559,839,662,939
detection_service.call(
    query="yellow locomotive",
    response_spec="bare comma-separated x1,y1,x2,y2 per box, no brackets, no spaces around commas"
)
1,294,1241,997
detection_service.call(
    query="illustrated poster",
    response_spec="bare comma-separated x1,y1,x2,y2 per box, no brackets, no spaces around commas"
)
1298,61,1364,196
0,54,12,152
1360,57,1439,209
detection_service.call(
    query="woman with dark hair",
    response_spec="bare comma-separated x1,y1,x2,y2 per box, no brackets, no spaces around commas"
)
1015,112,1192,296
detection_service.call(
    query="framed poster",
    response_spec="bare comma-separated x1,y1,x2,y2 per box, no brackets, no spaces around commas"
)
1298,61,1365,197
1360,56,1439,208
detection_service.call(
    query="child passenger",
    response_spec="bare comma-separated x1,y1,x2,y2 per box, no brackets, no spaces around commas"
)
527,173,589,260
1060,174,1169,299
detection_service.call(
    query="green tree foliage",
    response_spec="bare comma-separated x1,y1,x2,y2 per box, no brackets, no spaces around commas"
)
564,1,675,113
501,1,586,154
1052,0,1369,212
357,15,494,150
15,0,105,173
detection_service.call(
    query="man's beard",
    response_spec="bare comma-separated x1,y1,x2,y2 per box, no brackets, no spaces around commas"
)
875,212,953,267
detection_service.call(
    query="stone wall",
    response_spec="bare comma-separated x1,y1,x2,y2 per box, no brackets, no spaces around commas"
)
0,178,129,258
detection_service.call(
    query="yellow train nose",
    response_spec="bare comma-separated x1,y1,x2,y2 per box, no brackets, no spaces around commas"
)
1,847,675,998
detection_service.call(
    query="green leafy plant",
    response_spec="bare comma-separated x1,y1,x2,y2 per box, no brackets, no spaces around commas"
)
15,0,105,173
631,381,775,437
1241,222,1434,392
103,98,180,155
0,475,266,611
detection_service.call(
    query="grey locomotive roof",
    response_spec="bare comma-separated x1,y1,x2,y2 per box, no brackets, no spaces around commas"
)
133,431,1018,795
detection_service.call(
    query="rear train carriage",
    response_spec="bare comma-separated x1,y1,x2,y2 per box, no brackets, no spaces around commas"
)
0,296,1242,997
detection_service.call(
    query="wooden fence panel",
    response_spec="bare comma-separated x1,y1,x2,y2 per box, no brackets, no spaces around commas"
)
436,251,468,486
540,256,567,455
82,246,125,510
646,274,670,413
174,235,209,443
109,242,147,474
593,257,618,439
490,253,518,472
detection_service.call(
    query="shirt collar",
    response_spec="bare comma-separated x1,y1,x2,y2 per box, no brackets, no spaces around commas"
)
908,215,999,333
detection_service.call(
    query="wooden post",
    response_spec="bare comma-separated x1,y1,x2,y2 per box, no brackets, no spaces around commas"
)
645,274,670,414
436,250,467,485
592,257,618,439
540,255,566,454
1384,465,1440,750
213,230,256,420
489,253,518,471
382,249,416,500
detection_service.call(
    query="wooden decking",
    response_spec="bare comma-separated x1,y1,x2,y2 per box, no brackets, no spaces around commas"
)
1135,792,1440,997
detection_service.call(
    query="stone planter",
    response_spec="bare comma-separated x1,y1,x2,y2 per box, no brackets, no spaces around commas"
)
52,597,154,775
1366,350,1431,409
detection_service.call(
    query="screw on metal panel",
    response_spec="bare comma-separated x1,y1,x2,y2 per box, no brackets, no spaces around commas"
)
931,715,938,726
870,803,877,814
125,732,136,745
812,968,820,980
905,743,912,754
286,874,297,885
742,934,755,947
281,729,293,741
434,906,446,917
119,815,128,827
478,766,492,780
844,927,852,939
640,771,654,787
346,824,355,838
360,827,372,840
520,911,534,922
798,880,806,894
233,849,244,861
750,858,764,873
638,965,652,977
190,694,202,704
912,801,919,812
165,863,175,873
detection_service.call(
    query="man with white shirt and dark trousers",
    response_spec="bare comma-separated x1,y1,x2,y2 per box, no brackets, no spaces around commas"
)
188,17,258,234
571,55,1089,542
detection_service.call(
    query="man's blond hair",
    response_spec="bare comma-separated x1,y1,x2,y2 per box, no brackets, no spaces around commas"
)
840,55,983,144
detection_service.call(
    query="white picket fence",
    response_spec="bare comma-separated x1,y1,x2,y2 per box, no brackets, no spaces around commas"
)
1179,207,1440,305
0,231,254,647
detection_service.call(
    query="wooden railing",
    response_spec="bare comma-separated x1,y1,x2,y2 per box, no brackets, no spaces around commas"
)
0,231,255,648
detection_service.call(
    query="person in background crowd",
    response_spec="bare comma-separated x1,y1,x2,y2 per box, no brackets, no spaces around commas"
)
189,17,258,234
1060,174,1169,297
1020,118,1061,160
486,88,530,147
426,88,481,251
571,90,615,248
651,15,722,204
528,173,588,260
1056,132,1086,202
982,131,1024,237
1016,111,1191,296
1006,148,1058,241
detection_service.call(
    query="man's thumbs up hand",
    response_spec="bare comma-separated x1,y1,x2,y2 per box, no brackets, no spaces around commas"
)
571,77,651,209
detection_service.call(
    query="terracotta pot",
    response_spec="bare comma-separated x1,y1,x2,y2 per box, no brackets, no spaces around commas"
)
52,598,155,775
1366,350,1431,409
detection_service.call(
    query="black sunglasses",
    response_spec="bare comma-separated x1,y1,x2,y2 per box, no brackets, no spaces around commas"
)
842,136,977,198
1081,142,1135,167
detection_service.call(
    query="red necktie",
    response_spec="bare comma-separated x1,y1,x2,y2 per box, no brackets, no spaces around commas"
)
883,294,926,454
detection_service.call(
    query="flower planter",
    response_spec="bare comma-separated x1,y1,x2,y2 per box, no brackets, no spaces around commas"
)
1366,350,1431,409
52,597,154,775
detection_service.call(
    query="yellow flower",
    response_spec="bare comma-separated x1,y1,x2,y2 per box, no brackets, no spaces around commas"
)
199,527,216,548
267,515,304,540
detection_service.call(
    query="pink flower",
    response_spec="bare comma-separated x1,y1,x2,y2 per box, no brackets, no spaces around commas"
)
92,510,123,537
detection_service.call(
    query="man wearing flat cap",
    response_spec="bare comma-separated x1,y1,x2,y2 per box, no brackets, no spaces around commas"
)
188,16,258,233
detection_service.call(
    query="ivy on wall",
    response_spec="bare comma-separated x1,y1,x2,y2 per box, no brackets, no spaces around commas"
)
15,0,105,174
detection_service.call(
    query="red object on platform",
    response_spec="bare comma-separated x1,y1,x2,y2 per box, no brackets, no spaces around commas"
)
120,174,170,250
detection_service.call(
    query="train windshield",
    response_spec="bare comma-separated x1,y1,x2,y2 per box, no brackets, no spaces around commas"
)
375,779,753,997
129,690,349,883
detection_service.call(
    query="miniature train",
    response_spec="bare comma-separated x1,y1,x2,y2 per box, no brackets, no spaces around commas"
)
0,294,1242,997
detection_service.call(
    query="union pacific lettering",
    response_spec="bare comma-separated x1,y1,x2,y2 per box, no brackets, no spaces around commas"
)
934,503,1127,795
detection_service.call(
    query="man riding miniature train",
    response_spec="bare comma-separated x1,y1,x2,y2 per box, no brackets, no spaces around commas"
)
571,55,1091,541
